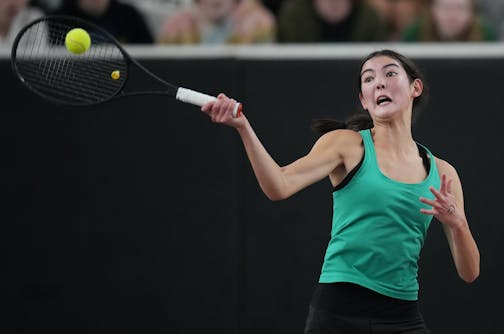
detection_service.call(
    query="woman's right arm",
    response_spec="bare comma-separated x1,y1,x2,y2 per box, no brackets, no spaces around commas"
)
201,94,353,200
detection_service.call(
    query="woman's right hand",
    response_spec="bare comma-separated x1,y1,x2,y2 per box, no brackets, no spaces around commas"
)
201,93,246,129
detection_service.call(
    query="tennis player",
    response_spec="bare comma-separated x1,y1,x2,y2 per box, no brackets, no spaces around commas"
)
201,49,479,333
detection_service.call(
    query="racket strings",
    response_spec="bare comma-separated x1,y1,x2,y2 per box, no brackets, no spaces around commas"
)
14,17,128,105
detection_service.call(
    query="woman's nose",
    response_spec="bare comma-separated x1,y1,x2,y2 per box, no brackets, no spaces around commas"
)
376,80,385,89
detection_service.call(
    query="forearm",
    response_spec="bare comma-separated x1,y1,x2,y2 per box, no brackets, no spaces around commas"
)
445,219,480,283
236,118,288,200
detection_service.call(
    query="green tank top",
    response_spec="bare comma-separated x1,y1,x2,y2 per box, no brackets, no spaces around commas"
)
319,129,440,301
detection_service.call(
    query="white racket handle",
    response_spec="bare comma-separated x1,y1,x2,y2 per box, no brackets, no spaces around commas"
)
176,87,242,118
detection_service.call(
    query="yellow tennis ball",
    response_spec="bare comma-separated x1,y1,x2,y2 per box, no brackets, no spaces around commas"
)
65,28,91,54
111,70,120,80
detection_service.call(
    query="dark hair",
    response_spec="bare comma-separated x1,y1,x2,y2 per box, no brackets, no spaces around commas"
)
311,49,429,135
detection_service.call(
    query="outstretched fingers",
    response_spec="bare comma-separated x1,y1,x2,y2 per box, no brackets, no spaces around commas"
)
439,173,453,195
419,195,441,215
419,174,457,217
440,173,447,194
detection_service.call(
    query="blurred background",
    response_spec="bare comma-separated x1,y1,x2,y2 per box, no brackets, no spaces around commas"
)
2,0,503,333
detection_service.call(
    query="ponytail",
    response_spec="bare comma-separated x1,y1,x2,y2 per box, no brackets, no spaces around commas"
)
311,112,373,135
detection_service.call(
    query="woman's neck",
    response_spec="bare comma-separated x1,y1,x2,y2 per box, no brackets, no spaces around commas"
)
371,121,417,158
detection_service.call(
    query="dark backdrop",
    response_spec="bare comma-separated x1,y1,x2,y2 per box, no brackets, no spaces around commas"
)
3,55,502,333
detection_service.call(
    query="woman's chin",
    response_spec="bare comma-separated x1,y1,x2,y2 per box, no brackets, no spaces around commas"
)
370,105,398,119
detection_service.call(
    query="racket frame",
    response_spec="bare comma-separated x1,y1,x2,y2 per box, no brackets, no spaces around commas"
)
11,15,242,117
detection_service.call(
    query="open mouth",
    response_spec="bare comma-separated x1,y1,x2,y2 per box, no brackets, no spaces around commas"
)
376,96,392,106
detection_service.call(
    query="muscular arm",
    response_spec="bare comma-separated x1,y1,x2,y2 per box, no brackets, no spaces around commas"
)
237,118,353,200
201,94,360,200
201,94,362,200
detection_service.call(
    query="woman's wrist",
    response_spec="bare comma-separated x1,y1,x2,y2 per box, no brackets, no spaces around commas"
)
446,216,469,232
235,116,250,133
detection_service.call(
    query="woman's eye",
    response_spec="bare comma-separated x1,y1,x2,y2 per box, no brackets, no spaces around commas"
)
386,71,397,77
363,76,373,83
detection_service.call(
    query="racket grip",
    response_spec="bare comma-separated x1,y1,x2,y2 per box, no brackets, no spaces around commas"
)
176,87,242,118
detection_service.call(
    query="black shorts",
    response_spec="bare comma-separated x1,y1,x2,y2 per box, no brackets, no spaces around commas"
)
304,283,430,334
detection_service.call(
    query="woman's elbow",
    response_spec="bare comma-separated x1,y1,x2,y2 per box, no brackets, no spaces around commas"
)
263,188,290,201
460,268,480,283
265,191,288,201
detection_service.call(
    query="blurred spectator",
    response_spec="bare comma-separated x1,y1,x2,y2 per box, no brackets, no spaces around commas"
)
158,0,276,44
120,0,192,40
51,0,154,43
478,0,504,39
368,0,426,41
393,0,426,40
367,0,391,25
31,0,61,12
402,0,497,42
261,0,287,16
0,0,45,46
277,0,386,43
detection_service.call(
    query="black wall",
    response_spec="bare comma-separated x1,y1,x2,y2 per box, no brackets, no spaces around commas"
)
3,54,502,333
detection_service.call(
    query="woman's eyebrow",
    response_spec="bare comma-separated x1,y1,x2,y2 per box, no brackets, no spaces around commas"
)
361,63,400,77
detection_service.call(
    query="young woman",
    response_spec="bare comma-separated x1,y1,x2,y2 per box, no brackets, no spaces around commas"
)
201,49,480,333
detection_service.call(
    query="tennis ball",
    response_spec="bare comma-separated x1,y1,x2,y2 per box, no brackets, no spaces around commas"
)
65,28,91,54
111,70,121,80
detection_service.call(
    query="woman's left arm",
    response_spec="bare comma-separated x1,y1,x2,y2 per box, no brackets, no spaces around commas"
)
420,159,480,283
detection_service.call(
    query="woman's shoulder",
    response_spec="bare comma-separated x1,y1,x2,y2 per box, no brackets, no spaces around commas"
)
316,129,363,151
319,128,363,140
433,156,459,178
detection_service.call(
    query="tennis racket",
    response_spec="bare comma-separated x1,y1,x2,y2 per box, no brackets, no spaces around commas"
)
11,15,242,117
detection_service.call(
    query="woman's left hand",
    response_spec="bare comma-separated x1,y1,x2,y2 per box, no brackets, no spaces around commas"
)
419,174,462,227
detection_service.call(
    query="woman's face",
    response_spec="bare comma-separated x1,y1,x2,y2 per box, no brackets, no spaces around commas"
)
432,0,473,40
359,56,422,121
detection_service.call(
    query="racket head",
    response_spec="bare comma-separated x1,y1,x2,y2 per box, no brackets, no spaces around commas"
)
11,15,130,106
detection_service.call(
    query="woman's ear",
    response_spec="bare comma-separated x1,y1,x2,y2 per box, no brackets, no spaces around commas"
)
359,92,368,110
412,79,423,98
